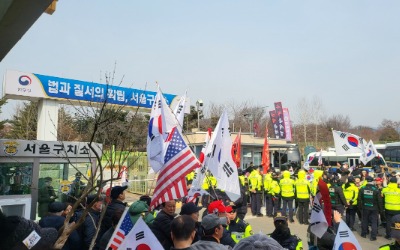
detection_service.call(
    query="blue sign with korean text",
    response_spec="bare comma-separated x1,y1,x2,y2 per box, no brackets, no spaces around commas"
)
4,70,177,109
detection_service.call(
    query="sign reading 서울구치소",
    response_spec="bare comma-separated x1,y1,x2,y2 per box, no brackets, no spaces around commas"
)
2,70,177,108
0,139,102,158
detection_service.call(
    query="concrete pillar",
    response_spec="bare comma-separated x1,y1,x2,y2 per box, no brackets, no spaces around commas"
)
37,99,58,141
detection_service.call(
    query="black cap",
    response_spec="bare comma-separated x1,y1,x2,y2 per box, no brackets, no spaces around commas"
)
48,202,68,213
44,177,52,182
179,203,202,215
347,176,355,183
366,176,374,182
140,195,152,207
390,177,398,183
75,172,82,177
111,186,128,199
87,194,104,204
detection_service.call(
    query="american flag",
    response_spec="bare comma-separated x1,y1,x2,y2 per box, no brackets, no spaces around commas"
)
106,208,134,250
150,127,201,210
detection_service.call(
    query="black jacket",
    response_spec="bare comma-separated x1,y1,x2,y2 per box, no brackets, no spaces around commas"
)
358,184,383,211
151,210,175,250
99,199,127,239
39,215,81,250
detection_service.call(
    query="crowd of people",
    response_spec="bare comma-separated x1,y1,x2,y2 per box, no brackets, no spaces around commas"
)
3,161,400,249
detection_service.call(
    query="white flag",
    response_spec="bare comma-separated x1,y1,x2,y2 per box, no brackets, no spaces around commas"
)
318,150,323,166
360,140,379,165
119,217,163,250
332,130,366,155
188,129,212,199
309,194,328,239
333,220,362,250
147,86,176,172
303,154,315,170
173,91,187,133
204,111,240,202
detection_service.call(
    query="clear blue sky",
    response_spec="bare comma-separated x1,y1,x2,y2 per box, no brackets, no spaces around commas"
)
1,1,400,128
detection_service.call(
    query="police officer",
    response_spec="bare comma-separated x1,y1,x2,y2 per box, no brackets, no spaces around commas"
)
342,176,359,231
379,214,400,250
358,176,384,241
226,204,253,243
294,170,311,224
268,172,281,217
382,177,400,240
248,165,263,216
328,175,347,216
234,169,248,220
280,170,295,223
263,169,274,217
268,214,303,250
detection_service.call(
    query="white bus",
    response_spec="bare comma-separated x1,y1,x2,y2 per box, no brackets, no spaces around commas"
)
306,149,387,170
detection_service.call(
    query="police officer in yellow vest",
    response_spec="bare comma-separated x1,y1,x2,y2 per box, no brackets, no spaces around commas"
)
342,176,359,231
382,177,400,240
226,204,253,243
280,170,295,223
263,169,273,217
295,170,311,224
248,165,263,217
201,171,217,208
379,214,400,250
236,169,248,220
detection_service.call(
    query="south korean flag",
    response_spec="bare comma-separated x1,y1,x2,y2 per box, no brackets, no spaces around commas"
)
119,217,163,250
309,193,328,238
333,220,362,250
332,130,366,155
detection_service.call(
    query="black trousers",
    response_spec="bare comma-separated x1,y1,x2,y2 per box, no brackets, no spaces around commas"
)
345,207,357,229
361,209,378,238
265,193,274,216
251,192,262,215
281,197,294,220
385,211,400,237
297,199,309,224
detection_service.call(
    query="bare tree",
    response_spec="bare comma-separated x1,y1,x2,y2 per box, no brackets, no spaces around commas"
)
311,96,324,148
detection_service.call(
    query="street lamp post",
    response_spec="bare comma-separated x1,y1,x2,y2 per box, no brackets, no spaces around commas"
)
196,100,203,129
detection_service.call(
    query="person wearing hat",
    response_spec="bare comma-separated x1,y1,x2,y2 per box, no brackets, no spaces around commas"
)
358,175,384,241
190,214,230,250
379,214,400,249
207,200,236,248
342,175,359,231
99,186,128,241
74,194,105,249
179,202,202,243
129,200,154,225
232,233,284,250
263,169,274,217
39,202,81,250
69,172,85,202
294,170,311,224
151,200,177,250
267,172,281,218
279,170,295,223
328,175,347,216
381,177,400,240
248,165,263,217
226,204,253,243
268,214,302,250
38,177,58,218
0,210,59,250
236,168,248,220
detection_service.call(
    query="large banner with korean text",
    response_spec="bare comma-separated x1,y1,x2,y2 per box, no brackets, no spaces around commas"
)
2,70,178,109
269,102,292,141
283,108,292,141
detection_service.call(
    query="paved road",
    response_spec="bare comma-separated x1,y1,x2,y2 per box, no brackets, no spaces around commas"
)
125,193,391,249
244,208,391,249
